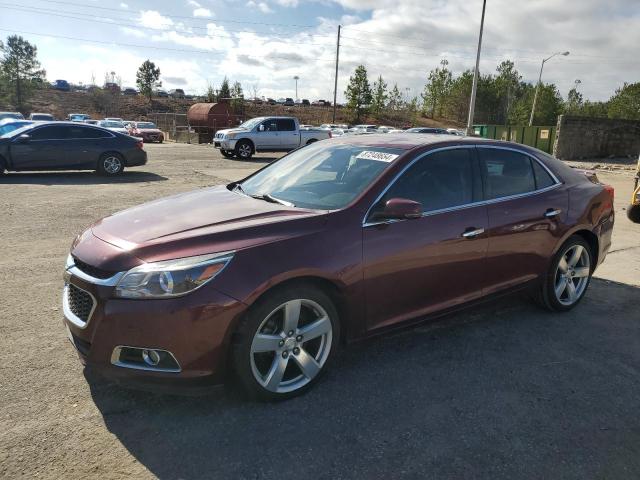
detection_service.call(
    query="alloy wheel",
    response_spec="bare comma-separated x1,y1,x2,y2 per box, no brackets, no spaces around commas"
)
250,299,333,394
238,144,252,158
103,156,122,174
554,244,591,306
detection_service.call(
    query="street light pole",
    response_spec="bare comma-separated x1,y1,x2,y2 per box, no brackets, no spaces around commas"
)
293,76,299,100
528,51,570,126
466,0,487,136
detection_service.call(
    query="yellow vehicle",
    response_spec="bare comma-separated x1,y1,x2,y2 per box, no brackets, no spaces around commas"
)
629,155,640,223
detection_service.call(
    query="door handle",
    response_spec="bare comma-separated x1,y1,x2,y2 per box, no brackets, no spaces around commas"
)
544,208,561,218
462,227,485,238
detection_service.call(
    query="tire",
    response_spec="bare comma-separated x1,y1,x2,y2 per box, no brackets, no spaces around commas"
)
158,138,163,144
232,284,340,401
220,149,235,159
97,153,125,176
627,203,640,224
235,140,253,160
537,235,593,312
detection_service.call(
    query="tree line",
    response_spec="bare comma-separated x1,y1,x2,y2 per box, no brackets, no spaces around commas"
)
344,60,640,125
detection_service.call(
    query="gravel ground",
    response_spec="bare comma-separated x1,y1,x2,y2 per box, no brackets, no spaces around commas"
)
1,143,639,479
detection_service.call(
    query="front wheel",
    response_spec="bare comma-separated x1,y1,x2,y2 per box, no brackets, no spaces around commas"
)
97,153,124,176
232,285,340,401
235,140,253,160
220,149,235,159
537,235,593,311
627,203,640,223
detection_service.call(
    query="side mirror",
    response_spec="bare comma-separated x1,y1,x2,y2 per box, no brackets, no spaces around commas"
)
14,133,31,143
371,198,422,221
258,124,265,132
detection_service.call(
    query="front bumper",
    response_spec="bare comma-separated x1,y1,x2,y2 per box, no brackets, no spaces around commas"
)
213,138,237,150
62,257,245,392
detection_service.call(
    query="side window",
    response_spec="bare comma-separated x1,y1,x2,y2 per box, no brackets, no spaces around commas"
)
261,120,277,132
29,126,68,140
276,119,296,131
531,159,556,189
480,149,535,199
66,126,107,139
381,149,475,213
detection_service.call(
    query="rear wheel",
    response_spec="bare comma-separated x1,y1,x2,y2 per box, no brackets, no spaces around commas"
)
235,140,253,160
97,153,124,176
220,149,235,159
232,285,340,401
537,235,593,311
627,203,640,223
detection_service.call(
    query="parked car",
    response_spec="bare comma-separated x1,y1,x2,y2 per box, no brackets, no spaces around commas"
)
301,99,310,106
405,127,453,134
447,128,465,136
377,125,395,133
122,87,138,96
0,112,25,121
29,113,55,121
128,121,164,143
0,119,34,137
266,98,277,105
97,120,129,135
84,119,99,125
213,116,332,160
354,124,378,131
0,122,146,175
320,123,347,130
283,98,295,106
169,89,185,99
329,127,345,137
299,124,314,129
276,98,286,104
156,90,169,98
51,79,71,92
104,117,124,122
61,135,614,400
104,82,121,93
68,113,91,122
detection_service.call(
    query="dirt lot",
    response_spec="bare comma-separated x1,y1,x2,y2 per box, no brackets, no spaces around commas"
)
1,143,639,479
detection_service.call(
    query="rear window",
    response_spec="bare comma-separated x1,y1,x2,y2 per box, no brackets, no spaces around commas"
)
276,119,296,131
479,148,536,199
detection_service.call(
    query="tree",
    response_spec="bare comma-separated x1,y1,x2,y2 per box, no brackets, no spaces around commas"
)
494,60,521,123
0,35,46,109
218,76,231,100
136,60,161,101
205,83,216,102
509,83,563,125
230,80,243,112
387,83,403,111
421,58,452,118
607,82,640,120
370,75,388,118
565,87,583,114
344,65,372,121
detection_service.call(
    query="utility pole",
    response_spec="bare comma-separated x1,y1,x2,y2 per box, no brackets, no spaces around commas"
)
332,24,341,123
529,51,570,126
466,0,486,136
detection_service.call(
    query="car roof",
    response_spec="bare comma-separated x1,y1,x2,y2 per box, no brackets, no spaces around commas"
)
328,133,500,151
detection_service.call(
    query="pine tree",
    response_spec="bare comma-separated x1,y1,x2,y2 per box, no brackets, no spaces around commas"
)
0,35,46,109
370,75,388,118
136,60,161,102
344,65,372,122
218,76,231,100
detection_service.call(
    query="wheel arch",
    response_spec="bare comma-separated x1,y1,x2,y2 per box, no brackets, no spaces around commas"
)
572,229,599,267
99,150,125,165
236,138,255,153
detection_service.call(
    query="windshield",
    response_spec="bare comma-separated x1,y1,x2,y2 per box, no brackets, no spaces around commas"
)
240,143,403,209
0,122,32,137
101,121,125,128
237,118,264,129
136,122,156,129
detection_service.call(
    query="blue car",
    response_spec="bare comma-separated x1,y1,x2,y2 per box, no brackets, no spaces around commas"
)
52,79,71,92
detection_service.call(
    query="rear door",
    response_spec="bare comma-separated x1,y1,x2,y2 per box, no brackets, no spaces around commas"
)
363,147,489,331
9,125,69,170
64,125,112,168
479,146,568,294
277,118,300,149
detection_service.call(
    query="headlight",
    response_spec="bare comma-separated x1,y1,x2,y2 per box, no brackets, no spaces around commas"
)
114,252,233,299
225,132,236,139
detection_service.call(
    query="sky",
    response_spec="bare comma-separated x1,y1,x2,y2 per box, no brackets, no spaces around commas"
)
1,0,639,103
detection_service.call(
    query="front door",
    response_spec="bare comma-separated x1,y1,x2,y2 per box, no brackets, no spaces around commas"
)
254,119,280,150
276,118,300,150
363,147,489,331
478,147,569,294
10,125,69,170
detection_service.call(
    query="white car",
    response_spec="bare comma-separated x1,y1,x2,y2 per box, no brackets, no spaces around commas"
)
377,125,395,133
97,120,129,134
104,117,124,122
447,128,465,136
330,128,345,137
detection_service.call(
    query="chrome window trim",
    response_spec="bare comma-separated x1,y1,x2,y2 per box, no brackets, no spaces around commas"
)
362,144,563,227
62,283,97,329
65,254,125,286
110,346,182,373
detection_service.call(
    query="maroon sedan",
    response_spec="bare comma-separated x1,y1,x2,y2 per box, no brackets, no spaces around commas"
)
128,121,164,143
63,135,614,400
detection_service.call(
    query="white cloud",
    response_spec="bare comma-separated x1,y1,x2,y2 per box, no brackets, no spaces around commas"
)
275,0,299,6
120,2,129,9
119,27,146,38
193,7,213,17
139,10,174,30
187,0,201,6
246,1,273,14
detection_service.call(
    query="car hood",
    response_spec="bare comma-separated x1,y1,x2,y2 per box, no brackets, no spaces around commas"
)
217,127,248,135
86,186,326,266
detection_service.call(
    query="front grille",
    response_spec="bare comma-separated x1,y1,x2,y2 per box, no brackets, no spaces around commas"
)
72,257,115,279
67,284,95,323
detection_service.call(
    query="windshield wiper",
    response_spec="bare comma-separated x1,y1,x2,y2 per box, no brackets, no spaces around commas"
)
251,193,295,207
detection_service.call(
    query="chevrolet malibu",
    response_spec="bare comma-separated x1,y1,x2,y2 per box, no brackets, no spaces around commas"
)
63,135,614,400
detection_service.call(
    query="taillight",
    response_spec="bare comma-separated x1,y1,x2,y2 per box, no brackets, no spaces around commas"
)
603,184,614,212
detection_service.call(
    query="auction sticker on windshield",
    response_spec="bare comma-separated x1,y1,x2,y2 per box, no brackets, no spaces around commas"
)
356,151,399,162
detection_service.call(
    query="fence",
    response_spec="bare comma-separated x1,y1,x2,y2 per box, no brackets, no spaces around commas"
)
473,124,557,154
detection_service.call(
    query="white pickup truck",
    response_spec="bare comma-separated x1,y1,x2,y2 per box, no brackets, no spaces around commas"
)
213,116,332,160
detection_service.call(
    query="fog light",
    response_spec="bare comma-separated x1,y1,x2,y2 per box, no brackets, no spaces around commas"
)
142,349,161,366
